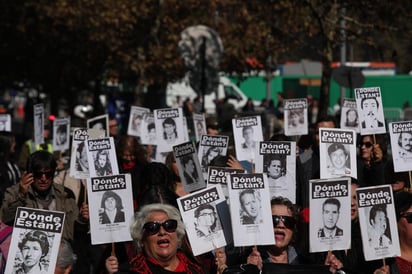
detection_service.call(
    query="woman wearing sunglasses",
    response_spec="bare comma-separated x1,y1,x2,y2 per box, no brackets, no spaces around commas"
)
105,203,206,274
357,134,387,187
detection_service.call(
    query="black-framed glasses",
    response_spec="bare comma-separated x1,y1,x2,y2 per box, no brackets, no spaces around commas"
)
33,170,54,179
401,212,412,223
272,215,296,229
143,219,178,235
359,141,373,148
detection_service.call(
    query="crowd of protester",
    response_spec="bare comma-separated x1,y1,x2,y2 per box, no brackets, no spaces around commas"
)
0,92,410,274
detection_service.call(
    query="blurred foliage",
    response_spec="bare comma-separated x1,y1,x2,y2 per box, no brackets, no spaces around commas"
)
0,0,411,113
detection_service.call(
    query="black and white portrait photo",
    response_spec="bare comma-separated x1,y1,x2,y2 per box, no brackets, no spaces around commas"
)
263,154,295,202
14,230,52,274
181,155,199,185
239,189,263,225
162,117,178,144
99,191,125,224
327,143,351,177
318,198,343,239
360,97,384,130
397,132,412,161
94,150,112,176
367,204,392,248
194,204,221,238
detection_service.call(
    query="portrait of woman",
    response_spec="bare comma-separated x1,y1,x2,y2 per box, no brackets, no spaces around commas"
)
15,230,50,274
94,150,112,176
99,190,125,224
201,146,222,173
345,108,359,127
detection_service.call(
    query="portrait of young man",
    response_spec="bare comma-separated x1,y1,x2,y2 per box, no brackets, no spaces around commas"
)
318,198,343,238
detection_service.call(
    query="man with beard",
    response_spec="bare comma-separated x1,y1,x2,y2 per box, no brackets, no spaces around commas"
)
398,132,412,161
318,198,343,238
1,151,87,241
360,97,384,129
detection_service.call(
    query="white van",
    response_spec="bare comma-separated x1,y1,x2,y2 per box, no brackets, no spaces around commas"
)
166,76,249,114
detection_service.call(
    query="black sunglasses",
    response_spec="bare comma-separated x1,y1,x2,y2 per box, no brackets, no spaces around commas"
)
272,215,296,229
401,212,412,223
143,219,178,235
33,170,54,179
359,142,373,148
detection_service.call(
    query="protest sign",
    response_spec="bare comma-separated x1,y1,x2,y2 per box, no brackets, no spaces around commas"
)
309,178,351,252
154,108,185,152
232,116,263,162
173,141,205,193
5,207,65,274
255,141,296,203
284,98,308,136
357,185,400,260
127,106,150,138
177,185,229,256
389,121,412,172
87,174,134,245
198,135,229,176
193,113,207,142
354,87,386,135
227,173,275,246
207,166,245,201
70,128,89,179
34,103,44,145
140,112,157,145
53,117,70,152
0,114,11,132
340,99,360,132
86,137,119,177
87,114,109,137
319,128,357,179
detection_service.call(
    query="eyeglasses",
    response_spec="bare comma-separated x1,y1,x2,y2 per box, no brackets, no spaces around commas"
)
359,142,373,148
33,170,54,179
272,215,296,229
401,212,412,223
143,219,178,235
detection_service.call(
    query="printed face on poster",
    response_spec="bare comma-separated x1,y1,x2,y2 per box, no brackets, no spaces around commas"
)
319,128,357,179
34,103,44,146
227,173,275,247
177,185,228,256
309,178,351,252
174,142,206,193
198,135,229,176
53,117,71,152
284,99,308,136
232,116,263,162
86,137,119,178
87,174,134,245
140,112,157,145
127,106,150,138
354,87,386,135
255,141,296,203
87,114,109,137
356,185,400,261
389,121,412,172
5,207,65,274
193,113,207,142
154,108,185,152
340,99,360,132
70,128,89,179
